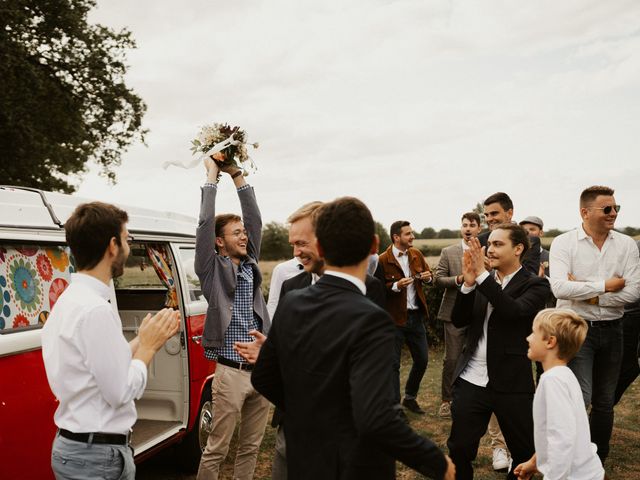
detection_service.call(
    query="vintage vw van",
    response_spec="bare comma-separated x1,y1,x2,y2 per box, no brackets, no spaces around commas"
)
0,186,216,479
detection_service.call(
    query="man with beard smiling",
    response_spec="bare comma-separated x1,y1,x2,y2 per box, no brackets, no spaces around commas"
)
550,185,640,465
195,157,271,480
446,223,549,480
42,202,180,480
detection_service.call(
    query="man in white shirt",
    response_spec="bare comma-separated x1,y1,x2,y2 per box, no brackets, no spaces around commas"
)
42,202,180,480
550,185,640,463
266,257,303,319
447,224,550,480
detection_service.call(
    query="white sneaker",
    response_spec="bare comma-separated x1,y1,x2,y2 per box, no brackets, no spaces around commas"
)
492,447,511,471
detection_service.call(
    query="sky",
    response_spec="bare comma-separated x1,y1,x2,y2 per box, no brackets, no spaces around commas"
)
80,0,640,231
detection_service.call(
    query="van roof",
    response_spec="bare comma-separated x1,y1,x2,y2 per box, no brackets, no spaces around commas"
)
0,186,197,237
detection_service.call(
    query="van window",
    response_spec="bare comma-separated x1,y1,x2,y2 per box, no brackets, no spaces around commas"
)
178,247,203,302
0,244,75,333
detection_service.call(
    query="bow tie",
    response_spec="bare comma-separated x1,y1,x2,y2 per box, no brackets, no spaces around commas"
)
398,251,407,257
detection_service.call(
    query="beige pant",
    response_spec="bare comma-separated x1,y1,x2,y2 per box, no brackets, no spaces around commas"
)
196,364,270,480
488,413,508,451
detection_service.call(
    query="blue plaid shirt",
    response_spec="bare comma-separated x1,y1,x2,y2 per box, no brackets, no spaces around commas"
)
204,185,261,363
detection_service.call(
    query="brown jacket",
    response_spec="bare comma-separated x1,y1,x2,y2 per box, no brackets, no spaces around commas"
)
378,245,431,326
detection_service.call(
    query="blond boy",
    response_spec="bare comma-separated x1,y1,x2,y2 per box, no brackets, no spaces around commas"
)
514,309,604,480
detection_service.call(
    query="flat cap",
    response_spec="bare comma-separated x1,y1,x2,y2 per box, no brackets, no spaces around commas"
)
519,215,544,229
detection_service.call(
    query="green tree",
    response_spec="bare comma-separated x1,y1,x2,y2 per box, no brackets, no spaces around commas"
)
1,0,147,192
420,227,437,239
375,221,391,253
437,228,458,239
623,226,639,237
545,228,564,238
473,201,487,229
260,222,291,261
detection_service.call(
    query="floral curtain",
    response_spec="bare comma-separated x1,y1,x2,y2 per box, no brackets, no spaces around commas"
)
145,245,178,308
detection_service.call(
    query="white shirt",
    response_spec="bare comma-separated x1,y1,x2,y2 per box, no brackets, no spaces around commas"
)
266,257,303,319
391,246,418,309
41,273,147,434
534,366,604,480
550,227,640,321
459,268,520,387
323,270,367,295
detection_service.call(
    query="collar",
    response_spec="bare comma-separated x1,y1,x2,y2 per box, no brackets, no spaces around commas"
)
71,273,112,301
578,224,614,242
392,245,409,258
323,270,366,295
495,266,522,288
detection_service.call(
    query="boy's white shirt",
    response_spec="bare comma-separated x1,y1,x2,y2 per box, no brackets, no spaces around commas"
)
534,365,604,480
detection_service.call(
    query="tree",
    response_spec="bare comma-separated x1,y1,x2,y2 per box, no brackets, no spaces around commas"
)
545,228,564,238
437,228,459,239
260,222,291,260
375,221,391,253
1,0,147,192
472,201,487,229
420,227,437,239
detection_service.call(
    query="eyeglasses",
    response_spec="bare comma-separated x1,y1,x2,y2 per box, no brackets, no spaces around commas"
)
589,205,621,215
224,229,248,238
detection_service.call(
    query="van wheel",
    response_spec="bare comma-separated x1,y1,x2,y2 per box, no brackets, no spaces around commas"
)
178,385,213,472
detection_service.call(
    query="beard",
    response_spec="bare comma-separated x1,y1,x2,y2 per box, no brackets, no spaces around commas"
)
111,247,127,278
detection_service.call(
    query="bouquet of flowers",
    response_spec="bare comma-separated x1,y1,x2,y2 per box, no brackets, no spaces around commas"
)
191,123,258,175
162,123,259,174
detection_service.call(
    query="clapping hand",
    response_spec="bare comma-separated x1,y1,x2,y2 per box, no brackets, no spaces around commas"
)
462,237,486,287
234,330,266,364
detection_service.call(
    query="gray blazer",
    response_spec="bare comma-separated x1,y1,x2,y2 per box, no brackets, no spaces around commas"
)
195,186,270,349
434,242,463,322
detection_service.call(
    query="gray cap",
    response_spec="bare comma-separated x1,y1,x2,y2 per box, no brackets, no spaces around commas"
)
519,216,544,229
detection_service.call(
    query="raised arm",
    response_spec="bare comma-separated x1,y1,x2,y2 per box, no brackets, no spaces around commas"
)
194,159,220,282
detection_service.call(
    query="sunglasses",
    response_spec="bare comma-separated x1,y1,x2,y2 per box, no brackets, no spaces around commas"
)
590,205,621,215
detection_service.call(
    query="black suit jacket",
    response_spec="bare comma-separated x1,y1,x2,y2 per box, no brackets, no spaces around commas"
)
252,275,447,480
478,231,541,276
452,268,550,393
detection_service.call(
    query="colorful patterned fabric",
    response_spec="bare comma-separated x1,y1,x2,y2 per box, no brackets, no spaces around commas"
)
0,245,74,331
145,245,178,308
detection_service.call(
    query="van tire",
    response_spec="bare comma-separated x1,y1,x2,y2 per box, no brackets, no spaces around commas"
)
178,384,213,472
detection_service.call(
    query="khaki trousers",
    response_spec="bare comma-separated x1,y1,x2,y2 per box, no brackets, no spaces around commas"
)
197,364,270,480
488,413,508,451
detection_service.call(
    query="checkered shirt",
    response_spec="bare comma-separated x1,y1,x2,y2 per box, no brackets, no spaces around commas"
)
204,242,260,362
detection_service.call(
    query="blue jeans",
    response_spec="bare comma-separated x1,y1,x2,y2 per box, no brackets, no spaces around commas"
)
51,432,135,480
568,319,623,462
393,309,429,403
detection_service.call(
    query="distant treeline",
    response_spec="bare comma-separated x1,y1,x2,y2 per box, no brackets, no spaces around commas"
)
260,222,640,261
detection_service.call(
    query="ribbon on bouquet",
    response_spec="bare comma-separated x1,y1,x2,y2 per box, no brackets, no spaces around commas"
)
162,133,240,170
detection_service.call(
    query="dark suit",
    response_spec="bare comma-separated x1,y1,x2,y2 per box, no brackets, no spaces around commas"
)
252,275,448,480
478,230,541,277
447,268,550,480
270,271,385,428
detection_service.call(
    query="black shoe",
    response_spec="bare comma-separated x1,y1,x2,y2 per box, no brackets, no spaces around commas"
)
402,398,426,414
398,408,410,423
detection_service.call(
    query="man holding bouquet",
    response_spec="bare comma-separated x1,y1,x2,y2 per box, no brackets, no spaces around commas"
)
195,155,271,480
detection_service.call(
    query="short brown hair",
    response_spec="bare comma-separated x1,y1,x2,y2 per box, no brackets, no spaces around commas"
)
315,197,374,267
287,201,323,224
580,186,615,207
484,192,513,211
492,223,530,260
533,308,588,360
461,212,481,225
64,202,129,270
214,213,242,252
390,220,411,240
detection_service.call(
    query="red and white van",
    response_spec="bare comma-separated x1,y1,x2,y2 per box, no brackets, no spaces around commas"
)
0,186,216,479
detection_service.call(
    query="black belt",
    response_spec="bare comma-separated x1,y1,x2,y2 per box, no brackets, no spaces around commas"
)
59,428,129,445
586,318,622,328
217,356,254,371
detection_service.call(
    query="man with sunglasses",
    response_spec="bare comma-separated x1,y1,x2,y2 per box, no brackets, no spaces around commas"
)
195,157,271,480
550,185,640,465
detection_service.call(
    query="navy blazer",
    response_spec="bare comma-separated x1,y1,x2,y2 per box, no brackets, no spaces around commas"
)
252,275,447,480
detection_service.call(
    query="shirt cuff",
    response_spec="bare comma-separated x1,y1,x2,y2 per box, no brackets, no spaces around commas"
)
237,184,250,192
392,282,400,292
460,283,476,294
476,271,490,285
203,182,218,189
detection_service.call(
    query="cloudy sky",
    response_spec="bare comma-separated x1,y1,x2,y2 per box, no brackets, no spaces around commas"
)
81,0,640,231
